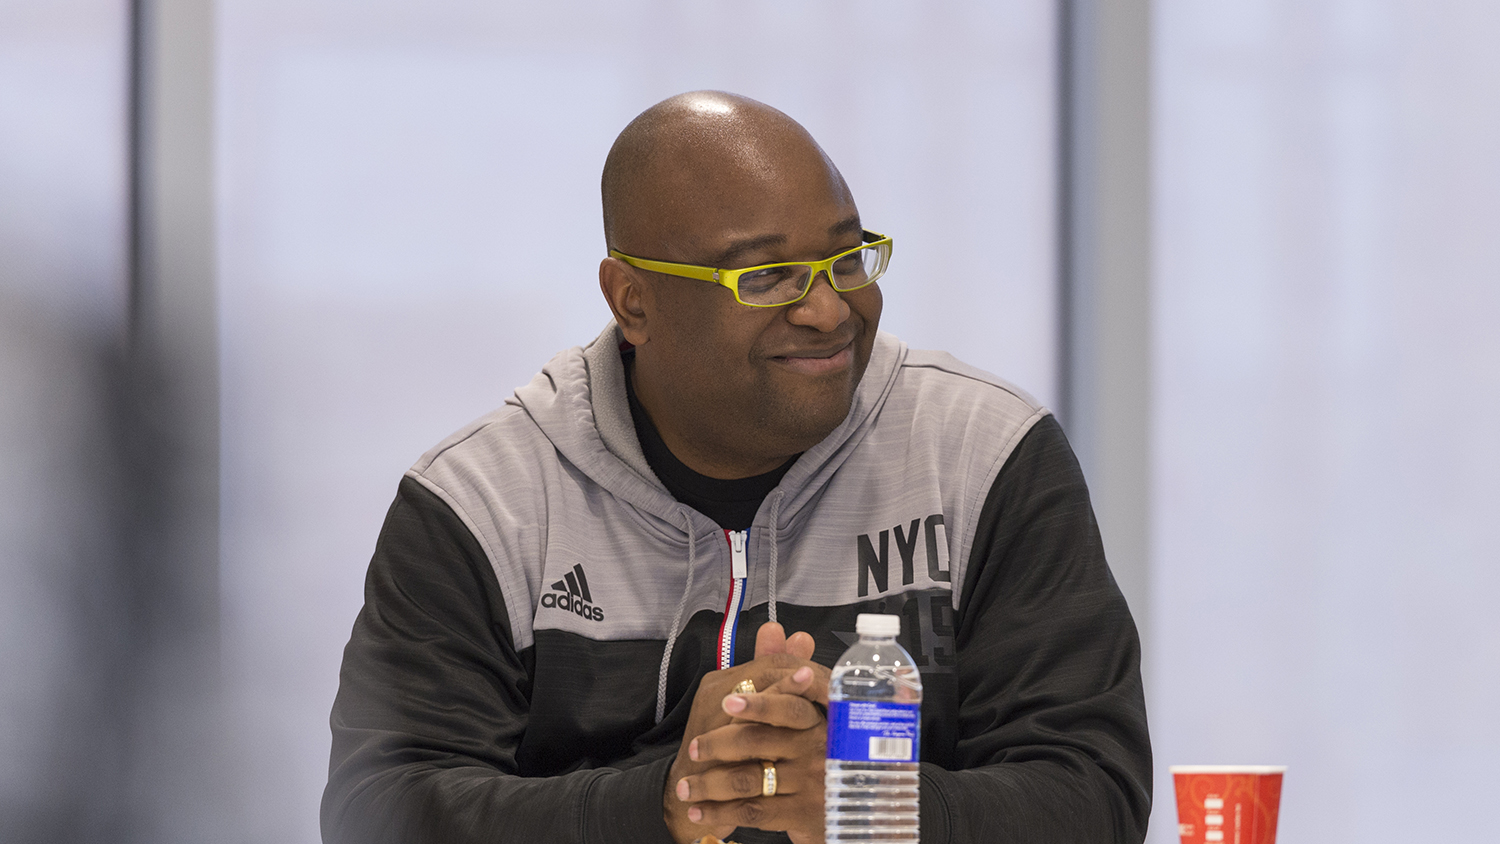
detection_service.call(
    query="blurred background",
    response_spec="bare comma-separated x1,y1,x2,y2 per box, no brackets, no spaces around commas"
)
1,1,1496,842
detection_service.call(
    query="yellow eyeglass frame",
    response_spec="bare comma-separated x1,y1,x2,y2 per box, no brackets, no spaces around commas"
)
609,229,893,308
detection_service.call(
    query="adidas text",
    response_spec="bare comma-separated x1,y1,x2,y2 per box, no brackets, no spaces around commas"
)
540,591,604,622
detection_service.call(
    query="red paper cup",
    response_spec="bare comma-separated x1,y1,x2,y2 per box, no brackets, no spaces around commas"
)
1170,765,1285,844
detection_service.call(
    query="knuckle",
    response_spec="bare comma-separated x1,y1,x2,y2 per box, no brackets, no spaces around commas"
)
786,697,818,724
736,800,767,826
730,767,760,796
694,681,720,706
756,655,796,678
803,723,827,749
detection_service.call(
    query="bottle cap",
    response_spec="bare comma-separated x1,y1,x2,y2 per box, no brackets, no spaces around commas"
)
855,613,900,636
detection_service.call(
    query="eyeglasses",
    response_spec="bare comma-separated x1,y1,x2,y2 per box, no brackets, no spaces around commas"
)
609,229,893,307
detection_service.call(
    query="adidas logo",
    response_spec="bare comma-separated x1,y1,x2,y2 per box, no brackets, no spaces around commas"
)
540,564,605,622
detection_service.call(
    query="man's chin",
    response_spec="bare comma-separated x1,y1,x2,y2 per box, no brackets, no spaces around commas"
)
758,387,858,451
747,346,870,449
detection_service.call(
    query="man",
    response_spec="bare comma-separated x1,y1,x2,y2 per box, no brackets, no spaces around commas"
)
322,91,1151,844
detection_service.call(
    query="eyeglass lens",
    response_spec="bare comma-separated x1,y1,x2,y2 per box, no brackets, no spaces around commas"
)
737,244,886,305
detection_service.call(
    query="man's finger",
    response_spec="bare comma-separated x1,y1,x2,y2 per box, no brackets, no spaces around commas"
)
722,682,825,729
676,759,810,803
687,795,820,836
786,630,816,661
760,663,832,708
754,622,788,657
692,721,824,764
741,653,815,695
755,623,816,663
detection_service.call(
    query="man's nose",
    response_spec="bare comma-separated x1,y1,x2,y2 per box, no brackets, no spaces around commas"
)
786,271,850,332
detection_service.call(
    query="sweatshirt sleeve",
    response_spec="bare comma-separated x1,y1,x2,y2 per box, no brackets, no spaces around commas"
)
320,475,676,844
918,414,1153,843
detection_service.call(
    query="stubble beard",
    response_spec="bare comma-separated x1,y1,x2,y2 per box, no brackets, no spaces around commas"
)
742,359,866,459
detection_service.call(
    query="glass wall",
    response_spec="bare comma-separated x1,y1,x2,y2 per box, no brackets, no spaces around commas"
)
22,3,1499,840
0,0,130,838
1150,1,1500,840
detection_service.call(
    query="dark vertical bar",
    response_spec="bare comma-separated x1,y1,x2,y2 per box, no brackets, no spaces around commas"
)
127,0,146,340
120,1,223,840
1055,0,1075,426
1051,0,1153,632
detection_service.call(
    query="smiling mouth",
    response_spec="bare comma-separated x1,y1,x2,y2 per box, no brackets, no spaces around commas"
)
772,342,855,375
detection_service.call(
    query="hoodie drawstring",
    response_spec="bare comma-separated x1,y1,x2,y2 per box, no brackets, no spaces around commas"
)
766,490,785,626
655,510,697,724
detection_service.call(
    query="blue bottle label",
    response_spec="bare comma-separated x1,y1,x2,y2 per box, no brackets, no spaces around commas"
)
826,700,920,762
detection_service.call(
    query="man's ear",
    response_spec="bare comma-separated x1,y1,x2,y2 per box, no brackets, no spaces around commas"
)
599,257,650,346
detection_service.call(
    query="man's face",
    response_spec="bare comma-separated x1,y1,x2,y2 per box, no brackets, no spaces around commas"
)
631,146,884,476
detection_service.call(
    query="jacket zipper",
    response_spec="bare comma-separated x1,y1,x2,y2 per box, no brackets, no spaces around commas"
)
716,529,748,670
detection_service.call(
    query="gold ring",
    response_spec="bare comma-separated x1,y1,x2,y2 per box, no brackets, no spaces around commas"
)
760,760,778,797
733,678,756,695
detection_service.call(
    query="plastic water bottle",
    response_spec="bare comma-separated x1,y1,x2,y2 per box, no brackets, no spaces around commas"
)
825,613,922,841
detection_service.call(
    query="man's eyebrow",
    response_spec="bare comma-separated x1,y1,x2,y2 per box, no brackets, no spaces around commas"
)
711,234,787,268
710,216,865,267
828,215,863,238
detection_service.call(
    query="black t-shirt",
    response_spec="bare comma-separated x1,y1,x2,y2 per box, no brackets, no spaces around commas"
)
623,353,795,531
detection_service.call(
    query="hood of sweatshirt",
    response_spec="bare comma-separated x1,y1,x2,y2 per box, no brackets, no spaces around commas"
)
510,321,908,537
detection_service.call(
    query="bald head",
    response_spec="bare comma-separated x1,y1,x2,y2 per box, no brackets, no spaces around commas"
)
595,91,881,479
601,91,851,258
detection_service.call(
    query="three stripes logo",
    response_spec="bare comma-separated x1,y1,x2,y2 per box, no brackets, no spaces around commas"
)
540,564,605,622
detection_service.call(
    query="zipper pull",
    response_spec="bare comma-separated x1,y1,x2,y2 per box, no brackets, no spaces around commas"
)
730,530,748,579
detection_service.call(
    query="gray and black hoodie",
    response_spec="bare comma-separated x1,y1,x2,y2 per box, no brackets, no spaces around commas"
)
323,324,1152,844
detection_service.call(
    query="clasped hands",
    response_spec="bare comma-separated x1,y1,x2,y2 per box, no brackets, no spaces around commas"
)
664,623,831,844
